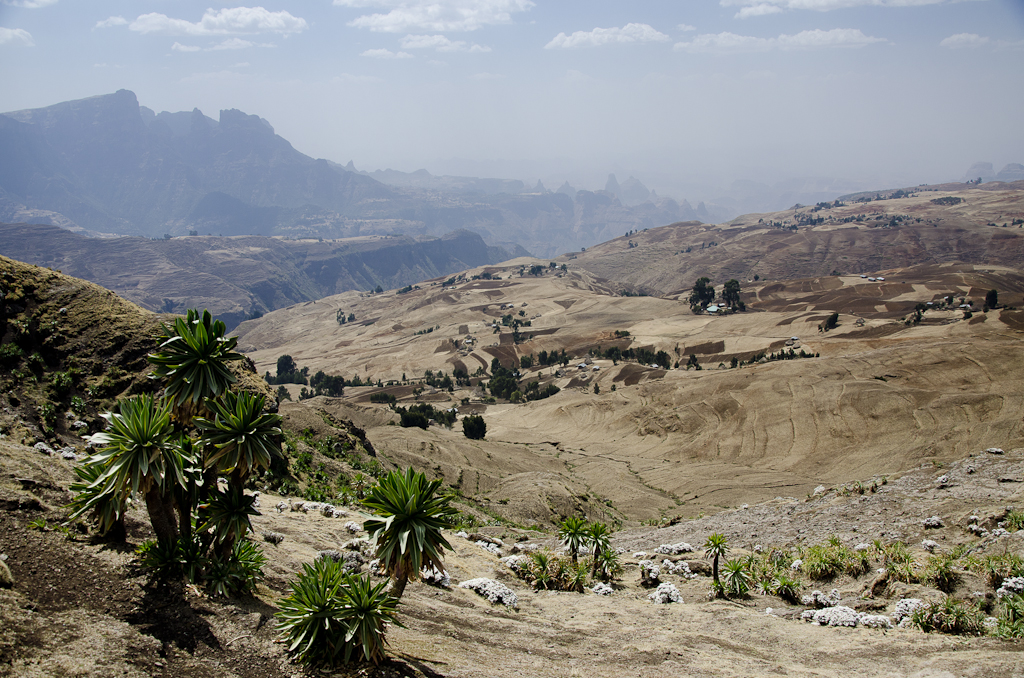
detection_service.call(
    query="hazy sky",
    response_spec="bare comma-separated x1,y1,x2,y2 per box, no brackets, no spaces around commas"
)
2,0,1023,199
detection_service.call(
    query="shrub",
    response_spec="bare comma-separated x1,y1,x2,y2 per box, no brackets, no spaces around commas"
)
925,554,962,594
463,414,486,440
1005,510,1024,532
911,597,985,635
981,553,1024,589
276,559,402,668
996,594,1024,638
802,536,868,580
724,559,751,597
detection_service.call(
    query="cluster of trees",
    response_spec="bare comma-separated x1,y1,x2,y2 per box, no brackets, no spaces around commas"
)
69,309,282,598
266,354,309,385
336,309,356,325
395,403,456,429
690,277,745,314
600,346,671,370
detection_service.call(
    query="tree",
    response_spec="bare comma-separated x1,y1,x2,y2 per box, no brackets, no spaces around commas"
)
148,308,245,424
722,279,742,309
558,516,588,564
704,533,729,598
587,522,611,578
81,395,188,545
689,277,715,314
824,312,839,331
277,354,298,379
463,414,486,440
362,468,457,599
986,289,999,309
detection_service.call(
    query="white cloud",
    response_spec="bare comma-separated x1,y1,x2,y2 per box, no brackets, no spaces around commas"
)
172,38,268,52
211,38,257,50
129,7,307,36
675,28,885,52
360,48,414,58
95,16,128,29
0,27,34,46
939,33,989,48
1,0,58,7
399,34,490,52
678,24,697,32
735,3,784,18
334,0,534,33
721,0,949,13
545,23,670,49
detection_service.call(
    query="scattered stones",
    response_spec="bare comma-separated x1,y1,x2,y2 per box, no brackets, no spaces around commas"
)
33,442,53,455
921,539,939,553
290,501,305,513
275,501,288,514
421,566,451,588
592,582,614,596
936,475,949,488
966,465,976,474
58,447,77,460
992,527,1010,538
262,531,285,545
922,515,944,529
985,447,1005,455
968,524,989,537
459,578,518,608
648,582,682,604
654,542,694,555
454,530,469,539
813,485,827,497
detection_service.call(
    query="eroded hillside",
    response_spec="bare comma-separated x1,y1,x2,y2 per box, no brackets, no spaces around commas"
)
235,257,1024,524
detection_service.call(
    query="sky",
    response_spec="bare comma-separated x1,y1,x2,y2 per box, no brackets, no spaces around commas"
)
1,0,1023,203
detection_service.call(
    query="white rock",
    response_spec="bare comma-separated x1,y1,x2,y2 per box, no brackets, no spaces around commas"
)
34,442,53,455
421,566,451,588
459,578,518,608
475,540,502,556
654,542,694,555
813,485,827,496
633,552,648,559
985,447,1005,455
648,582,682,604
454,530,469,539
790,559,803,571
806,606,860,627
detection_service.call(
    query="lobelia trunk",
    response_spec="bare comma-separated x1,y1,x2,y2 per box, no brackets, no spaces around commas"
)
144,485,179,545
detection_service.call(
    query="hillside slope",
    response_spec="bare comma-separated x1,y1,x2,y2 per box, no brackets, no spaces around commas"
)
0,225,524,329
567,182,1024,295
235,257,1024,522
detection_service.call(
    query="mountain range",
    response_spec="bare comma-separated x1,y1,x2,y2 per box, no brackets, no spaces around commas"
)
0,90,713,258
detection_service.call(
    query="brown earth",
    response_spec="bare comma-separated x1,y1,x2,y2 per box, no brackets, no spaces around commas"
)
565,182,1024,296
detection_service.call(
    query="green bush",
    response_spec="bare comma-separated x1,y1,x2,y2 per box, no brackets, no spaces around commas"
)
802,537,870,580
276,559,403,668
925,554,962,594
996,594,1024,638
463,414,486,440
981,553,1024,589
911,597,985,635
